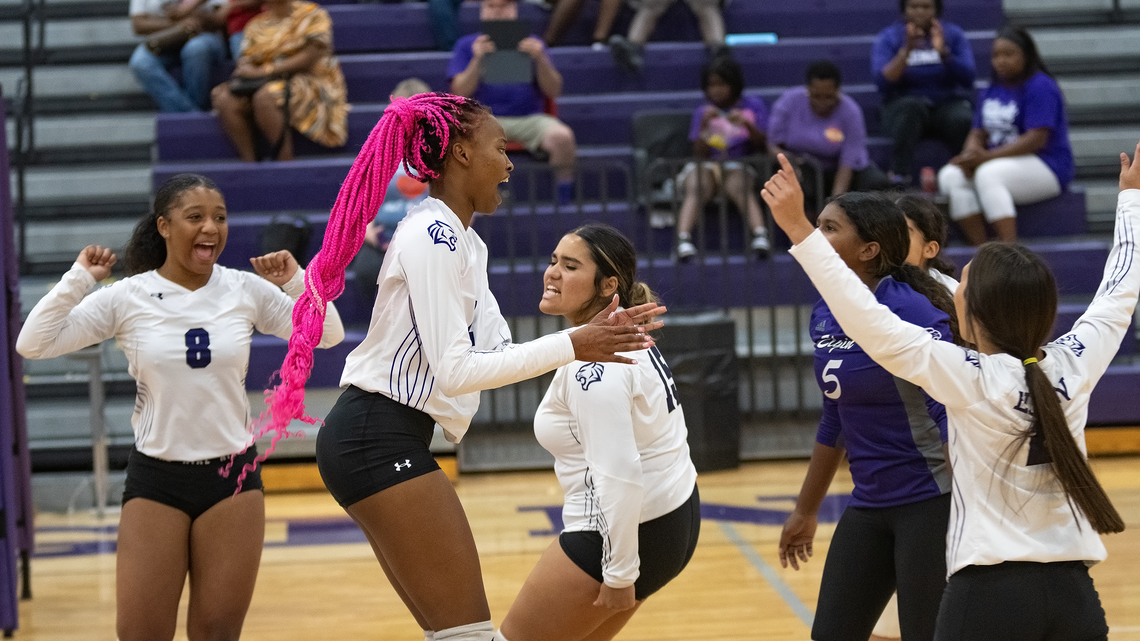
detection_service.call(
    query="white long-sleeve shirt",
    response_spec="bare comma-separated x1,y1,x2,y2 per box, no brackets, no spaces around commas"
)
17,264,344,461
788,189,1140,577
534,344,698,589
341,197,576,442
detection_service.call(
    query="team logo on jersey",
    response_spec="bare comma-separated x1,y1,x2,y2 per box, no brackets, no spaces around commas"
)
816,335,855,352
394,459,412,471
1052,333,1086,357
428,220,458,251
925,327,942,341
575,362,605,390
961,348,980,368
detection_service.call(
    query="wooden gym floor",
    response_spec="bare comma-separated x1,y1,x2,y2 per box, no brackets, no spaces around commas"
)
19,455,1140,640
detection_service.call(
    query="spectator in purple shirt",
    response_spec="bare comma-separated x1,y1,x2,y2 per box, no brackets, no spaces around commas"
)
769,60,889,215
674,56,770,261
449,0,578,203
938,26,1073,245
872,0,975,184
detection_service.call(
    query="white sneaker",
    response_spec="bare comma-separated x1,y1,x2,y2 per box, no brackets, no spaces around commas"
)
750,230,771,258
676,238,696,261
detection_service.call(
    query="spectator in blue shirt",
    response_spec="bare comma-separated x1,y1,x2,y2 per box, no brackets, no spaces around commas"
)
937,26,1073,245
872,0,975,184
449,0,578,203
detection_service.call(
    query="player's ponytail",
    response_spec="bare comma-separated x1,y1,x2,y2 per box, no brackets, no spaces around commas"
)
967,243,1124,534
832,192,962,345
571,223,657,315
125,173,220,275
224,93,489,488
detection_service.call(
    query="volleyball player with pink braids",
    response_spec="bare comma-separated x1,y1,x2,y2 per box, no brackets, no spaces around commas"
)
258,92,665,641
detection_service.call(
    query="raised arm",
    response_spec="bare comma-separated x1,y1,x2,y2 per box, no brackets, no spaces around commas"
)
1053,142,1140,384
250,250,345,348
16,246,119,359
761,154,981,408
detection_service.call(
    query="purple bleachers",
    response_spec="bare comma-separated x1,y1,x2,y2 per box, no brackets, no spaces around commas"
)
1088,364,1140,425
325,0,1002,53
332,34,993,103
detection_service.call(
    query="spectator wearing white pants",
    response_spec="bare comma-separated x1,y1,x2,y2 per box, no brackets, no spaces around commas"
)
938,26,1072,245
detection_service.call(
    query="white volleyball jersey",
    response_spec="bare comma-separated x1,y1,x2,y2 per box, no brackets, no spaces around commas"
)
789,189,1140,577
17,264,344,461
341,197,575,442
534,344,698,589
929,268,960,294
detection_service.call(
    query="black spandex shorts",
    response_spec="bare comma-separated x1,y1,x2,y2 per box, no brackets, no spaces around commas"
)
934,561,1108,641
121,446,263,520
559,484,700,601
315,385,441,508
811,492,951,641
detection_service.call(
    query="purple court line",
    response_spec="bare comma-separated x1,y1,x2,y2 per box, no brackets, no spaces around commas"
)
34,494,853,558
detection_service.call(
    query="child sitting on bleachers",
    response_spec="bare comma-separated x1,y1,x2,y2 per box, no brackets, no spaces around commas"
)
674,56,770,261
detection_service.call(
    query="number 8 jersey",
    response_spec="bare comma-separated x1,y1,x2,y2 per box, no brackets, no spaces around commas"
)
17,264,344,462
810,277,954,508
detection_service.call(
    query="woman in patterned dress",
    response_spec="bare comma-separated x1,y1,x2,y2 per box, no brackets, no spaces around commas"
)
211,0,348,160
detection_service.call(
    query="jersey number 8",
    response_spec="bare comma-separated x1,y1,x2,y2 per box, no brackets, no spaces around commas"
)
185,328,212,369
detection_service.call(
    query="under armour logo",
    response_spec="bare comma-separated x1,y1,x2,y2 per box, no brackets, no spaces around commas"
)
150,292,164,299
394,459,412,471
428,220,458,251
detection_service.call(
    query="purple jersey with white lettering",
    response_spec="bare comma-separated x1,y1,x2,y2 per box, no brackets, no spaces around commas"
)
811,276,952,508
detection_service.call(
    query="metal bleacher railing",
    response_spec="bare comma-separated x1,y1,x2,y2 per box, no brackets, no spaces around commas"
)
7,0,46,273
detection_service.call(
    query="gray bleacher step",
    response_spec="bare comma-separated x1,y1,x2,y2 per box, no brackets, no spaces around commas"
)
5,112,155,149
22,217,137,263
1080,179,1122,231
1053,74,1140,115
11,162,150,204
1005,0,1112,11
0,16,135,49
0,62,140,99
1070,124,1140,175
1034,25,1140,72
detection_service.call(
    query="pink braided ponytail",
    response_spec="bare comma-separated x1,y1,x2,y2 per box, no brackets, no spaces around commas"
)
222,92,486,488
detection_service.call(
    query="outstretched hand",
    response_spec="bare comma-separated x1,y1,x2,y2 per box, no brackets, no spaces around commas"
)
569,295,665,365
592,294,667,333
250,250,299,287
1120,138,1140,192
77,245,117,282
760,154,815,245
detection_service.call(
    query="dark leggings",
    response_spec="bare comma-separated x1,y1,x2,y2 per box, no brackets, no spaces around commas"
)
811,493,951,641
934,561,1108,641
